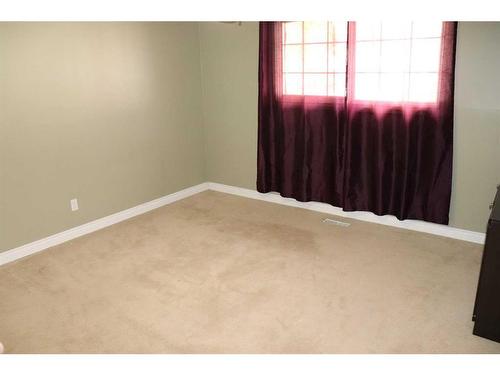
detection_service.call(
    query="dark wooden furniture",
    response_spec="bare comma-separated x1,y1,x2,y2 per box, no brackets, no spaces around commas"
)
473,185,500,343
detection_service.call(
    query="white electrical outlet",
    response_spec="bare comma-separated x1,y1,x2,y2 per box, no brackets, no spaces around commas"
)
70,198,79,212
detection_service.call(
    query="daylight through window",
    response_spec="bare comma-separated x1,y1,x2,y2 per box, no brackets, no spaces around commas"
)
282,21,443,103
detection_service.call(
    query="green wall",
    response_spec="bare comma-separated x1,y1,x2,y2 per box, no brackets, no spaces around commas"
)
199,22,500,233
199,22,259,189
450,22,500,232
0,22,205,252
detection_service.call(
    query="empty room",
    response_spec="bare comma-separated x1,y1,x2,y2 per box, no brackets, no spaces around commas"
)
1,1,500,370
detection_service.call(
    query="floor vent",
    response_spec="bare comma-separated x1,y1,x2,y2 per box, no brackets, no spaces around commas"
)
323,218,351,227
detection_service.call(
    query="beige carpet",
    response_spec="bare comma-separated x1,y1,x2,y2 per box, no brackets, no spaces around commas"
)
0,190,499,353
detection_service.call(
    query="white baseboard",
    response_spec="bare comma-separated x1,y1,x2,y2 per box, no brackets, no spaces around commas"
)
0,183,209,266
0,181,486,267
207,182,486,245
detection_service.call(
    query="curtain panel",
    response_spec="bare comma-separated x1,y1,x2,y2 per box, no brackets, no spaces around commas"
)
257,21,457,224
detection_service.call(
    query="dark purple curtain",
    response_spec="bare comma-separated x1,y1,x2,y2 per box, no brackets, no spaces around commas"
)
257,22,457,225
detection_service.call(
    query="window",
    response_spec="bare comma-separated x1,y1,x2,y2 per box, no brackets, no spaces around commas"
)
282,21,443,103
282,21,348,96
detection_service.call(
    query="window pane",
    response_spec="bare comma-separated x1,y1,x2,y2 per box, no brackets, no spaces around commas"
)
380,40,410,72
355,41,380,72
355,73,379,101
284,73,303,95
412,21,442,38
304,73,327,96
304,44,327,72
304,21,328,43
283,45,303,72
410,38,441,72
283,22,303,44
327,73,346,96
351,21,441,103
328,21,348,42
379,73,409,102
328,42,347,72
409,73,438,102
381,21,412,40
281,21,442,100
356,21,381,41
